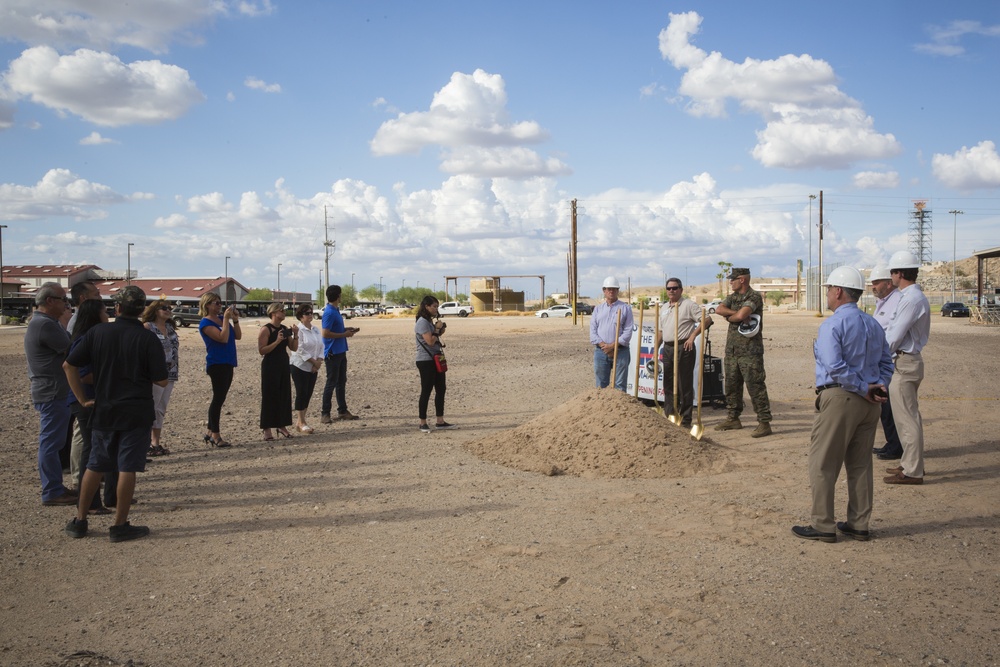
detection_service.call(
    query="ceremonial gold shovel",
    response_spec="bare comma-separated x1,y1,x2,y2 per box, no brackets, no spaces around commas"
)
652,303,661,414
609,308,622,388
691,307,707,440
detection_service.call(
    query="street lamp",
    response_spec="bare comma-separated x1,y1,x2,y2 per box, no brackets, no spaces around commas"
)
277,263,282,297
949,209,964,302
127,242,135,285
0,225,7,324
351,272,355,291
224,256,230,303
379,275,383,302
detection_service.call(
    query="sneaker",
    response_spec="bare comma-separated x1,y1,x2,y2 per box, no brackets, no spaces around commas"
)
713,418,743,431
65,517,88,539
339,411,360,421
418,424,431,434
320,414,333,424
109,522,150,543
750,422,772,438
435,422,457,430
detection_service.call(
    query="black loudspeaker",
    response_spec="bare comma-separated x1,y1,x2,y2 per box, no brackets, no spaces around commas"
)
700,339,726,408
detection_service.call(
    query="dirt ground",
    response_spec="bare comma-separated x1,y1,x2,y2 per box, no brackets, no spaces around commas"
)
0,310,998,666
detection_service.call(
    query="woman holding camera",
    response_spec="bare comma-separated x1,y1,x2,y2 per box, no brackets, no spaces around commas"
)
198,292,241,447
141,300,179,455
258,303,297,440
414,296,455,433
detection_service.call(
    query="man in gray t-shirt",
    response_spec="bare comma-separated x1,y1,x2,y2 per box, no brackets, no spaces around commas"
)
25,282,76,505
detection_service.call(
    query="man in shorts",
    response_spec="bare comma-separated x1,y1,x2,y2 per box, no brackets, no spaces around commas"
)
63,286,168,542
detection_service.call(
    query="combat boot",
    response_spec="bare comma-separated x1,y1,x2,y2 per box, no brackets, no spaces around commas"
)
751,422,772,438
714,417,742,431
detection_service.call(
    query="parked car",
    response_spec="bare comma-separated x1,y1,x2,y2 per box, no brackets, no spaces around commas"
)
704,299,723,314
535,304,573,318
941,302,970,318
438,301,472,317
170,306,202,328
575,303,594,315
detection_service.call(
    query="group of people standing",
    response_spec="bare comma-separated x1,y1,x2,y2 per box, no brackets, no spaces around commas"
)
587,257,931,544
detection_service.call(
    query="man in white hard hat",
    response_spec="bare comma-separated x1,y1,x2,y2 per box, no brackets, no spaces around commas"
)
793,266,893,543
882,251,930,485
589,276,634,391
869,265,904,461
713,267,773,437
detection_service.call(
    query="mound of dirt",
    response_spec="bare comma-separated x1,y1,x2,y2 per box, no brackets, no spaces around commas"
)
464,388,729,478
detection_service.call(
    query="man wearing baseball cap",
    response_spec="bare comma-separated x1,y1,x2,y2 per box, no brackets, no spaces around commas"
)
792,266,893,543
63,285,168,542
713,267,772,437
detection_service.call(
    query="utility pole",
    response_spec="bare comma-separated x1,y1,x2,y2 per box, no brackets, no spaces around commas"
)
323,205,335,295
949,209,963,302
817,190,824,316
277,263,282,297
127,242,134,285
808,194,816,311
571,198,578,324
0,225,7,324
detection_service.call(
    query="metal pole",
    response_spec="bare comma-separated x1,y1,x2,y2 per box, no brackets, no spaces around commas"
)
808,194,816,310
277,263,282,297
0,225,7,324
224,256,230,303
323,206,334,295
817,191,824,316
949,209,963,302
127,242,134,285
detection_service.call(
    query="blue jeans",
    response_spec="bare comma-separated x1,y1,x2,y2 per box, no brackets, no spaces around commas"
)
321,352,348,416
35,399,72,501
593,347,630,392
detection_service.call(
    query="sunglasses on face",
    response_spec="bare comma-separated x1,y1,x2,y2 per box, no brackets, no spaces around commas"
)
666,286,681,291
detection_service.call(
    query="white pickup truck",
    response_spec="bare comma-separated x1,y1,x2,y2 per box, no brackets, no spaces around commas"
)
438,301,472,317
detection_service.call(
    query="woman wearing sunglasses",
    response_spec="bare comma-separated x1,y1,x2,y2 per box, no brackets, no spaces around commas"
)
288,303,324,433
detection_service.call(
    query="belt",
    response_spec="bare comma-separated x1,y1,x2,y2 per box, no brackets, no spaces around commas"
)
815,383,842,395
662,341,675,346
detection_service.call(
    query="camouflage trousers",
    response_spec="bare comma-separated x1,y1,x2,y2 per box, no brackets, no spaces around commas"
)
723,353,772,423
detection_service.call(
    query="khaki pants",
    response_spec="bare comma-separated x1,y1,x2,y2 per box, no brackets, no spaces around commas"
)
809,388,880,533
890,352,925,478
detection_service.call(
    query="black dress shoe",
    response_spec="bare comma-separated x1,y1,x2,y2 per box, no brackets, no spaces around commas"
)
872,445,888,455
836,522,870,541
876,450,902,460
791,525,836,543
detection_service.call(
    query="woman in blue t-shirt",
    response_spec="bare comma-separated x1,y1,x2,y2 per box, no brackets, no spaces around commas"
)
198,292,241,447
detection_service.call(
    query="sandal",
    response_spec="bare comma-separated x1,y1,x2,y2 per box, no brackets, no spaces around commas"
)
277,429,293,439
262,429,275,441
149,445,167,457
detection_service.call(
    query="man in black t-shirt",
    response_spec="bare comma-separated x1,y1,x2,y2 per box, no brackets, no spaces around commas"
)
63,286,168,543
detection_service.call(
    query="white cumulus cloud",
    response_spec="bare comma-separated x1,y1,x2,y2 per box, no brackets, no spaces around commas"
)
659,11,901,169
932,140,1000,189
79,131,116,145
0,168,138,221
852,170,900,189
370,69,566,179
4,46,205,126
0,0,270,54
245,76,281,93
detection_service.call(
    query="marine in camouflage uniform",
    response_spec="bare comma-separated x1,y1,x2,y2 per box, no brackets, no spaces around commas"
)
714,267,772,437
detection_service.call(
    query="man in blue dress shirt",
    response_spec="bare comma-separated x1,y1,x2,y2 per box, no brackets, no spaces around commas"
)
792,266,894,543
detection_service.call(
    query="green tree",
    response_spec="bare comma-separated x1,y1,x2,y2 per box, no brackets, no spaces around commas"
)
766,290,786,307
340,284,358,307
359,284,383,301
245,288,273,301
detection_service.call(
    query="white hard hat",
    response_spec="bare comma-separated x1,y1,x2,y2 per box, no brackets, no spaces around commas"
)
738,313,761,338
888,250,920,270
869,265,891,282
602,276,620,289
823,266,865,290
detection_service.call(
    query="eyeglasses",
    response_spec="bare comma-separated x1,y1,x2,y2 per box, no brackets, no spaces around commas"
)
50,295,70,304
158,306,172,311
665,286,681,291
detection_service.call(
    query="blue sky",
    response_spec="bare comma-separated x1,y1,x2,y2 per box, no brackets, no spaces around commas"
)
2,1,999,298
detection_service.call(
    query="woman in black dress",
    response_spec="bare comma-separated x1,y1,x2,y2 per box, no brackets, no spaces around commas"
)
258,303,297,440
